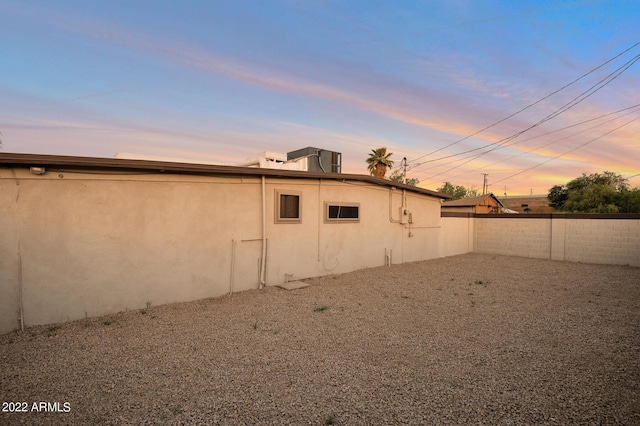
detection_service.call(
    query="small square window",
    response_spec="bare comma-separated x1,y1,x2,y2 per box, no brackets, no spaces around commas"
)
324,202,360,223
275,191,301,223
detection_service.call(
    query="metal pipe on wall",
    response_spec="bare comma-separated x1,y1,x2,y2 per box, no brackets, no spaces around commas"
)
389,188,400,223
229,239,236,295
260,176,267,288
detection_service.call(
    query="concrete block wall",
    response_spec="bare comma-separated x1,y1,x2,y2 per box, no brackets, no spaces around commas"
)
562,218,640,266
455,213,640,267
474,217,551,259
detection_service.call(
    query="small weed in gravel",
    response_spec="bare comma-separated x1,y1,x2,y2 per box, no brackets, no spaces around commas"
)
314,305,329,312
325,413,337,425
103,320,112,326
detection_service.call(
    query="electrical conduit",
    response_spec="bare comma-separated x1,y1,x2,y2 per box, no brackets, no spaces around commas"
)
260,176,267,288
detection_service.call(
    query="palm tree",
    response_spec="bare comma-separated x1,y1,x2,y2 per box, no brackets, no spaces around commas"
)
366,147,394,178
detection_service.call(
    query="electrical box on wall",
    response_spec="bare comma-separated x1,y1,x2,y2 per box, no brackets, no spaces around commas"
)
399,208,413,224
400,207,408,224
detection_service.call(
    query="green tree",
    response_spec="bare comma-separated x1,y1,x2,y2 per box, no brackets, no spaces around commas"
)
389,169,419,186
548,171,639,213
465,187,479,198
618,187,640,213
548,184,568,209
437,182,468,200
366,147,394,178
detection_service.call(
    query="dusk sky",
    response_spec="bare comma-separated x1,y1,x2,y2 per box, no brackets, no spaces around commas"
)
1,0,639,195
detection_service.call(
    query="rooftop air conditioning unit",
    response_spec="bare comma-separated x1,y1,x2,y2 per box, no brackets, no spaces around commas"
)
287,147,341,173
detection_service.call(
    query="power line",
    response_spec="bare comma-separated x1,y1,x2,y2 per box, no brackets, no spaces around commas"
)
491,115,640,186
417,104,640,184
408,51,640,176
407,103,640,171
405,40,640,166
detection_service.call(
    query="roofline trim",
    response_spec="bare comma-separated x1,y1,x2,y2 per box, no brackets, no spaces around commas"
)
0,152,451,199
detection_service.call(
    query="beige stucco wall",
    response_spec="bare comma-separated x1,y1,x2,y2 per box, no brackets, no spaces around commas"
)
0,168,443,334
0,175,21,334
4,166,637,335
439,216,474,257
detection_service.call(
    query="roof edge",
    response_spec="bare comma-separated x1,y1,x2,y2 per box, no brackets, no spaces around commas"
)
0,152,451,199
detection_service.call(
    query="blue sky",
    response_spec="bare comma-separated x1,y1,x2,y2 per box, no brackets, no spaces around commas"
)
1,0,639,194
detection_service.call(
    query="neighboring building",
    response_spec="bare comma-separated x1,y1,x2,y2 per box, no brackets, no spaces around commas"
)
0,152,449,333
441,193,517,214
499,194,553,213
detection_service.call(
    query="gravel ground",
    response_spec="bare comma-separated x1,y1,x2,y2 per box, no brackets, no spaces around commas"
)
1,253,639,425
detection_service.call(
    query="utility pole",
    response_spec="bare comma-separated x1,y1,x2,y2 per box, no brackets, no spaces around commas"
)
481,173,488,195
403,157,407,184
503,185,507,197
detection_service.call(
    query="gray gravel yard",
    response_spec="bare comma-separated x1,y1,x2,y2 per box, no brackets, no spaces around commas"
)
1,253,639,425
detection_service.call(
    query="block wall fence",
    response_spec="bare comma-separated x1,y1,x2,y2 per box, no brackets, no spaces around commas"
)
441,212,640,267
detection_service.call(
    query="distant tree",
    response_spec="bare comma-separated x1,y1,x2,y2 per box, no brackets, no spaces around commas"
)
548,184,568,210
437,182,469,200
366,147,394,178
618,187,640,213
389,169,419,186
466,187,479,198
548,171,640,213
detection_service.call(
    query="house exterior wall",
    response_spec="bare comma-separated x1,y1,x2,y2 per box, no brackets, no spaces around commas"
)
0,168,442,334
2,164,638,335
439,215,474,257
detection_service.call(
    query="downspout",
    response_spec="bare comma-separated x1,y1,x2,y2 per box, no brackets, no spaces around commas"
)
229,239,236,295
317,179,322,262
18,244,24,331
260,175,267,289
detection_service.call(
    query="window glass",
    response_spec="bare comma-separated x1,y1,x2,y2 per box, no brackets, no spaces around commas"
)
280,194,300,219
275,191,301,223
325,202,359,222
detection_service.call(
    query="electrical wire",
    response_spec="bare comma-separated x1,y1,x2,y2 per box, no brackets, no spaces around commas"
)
406,103,640,170
404,40,640,167
434,109,640,186
490,115,640,186
407,51,640,177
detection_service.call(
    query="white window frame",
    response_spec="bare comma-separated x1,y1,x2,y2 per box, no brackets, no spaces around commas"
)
324,202,360,223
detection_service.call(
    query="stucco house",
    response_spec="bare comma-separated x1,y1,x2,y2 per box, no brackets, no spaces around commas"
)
0,153,450,333
441,193,516,214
